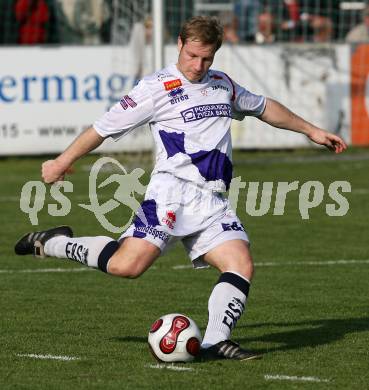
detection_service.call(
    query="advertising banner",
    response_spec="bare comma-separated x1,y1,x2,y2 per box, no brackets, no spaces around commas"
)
0,44,351,155
0,46,153,155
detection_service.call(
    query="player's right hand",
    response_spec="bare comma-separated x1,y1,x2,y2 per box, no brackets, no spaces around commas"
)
42,160,68,184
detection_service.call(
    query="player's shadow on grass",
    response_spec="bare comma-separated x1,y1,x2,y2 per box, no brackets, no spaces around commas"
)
109,317,369,353
237,316,369,353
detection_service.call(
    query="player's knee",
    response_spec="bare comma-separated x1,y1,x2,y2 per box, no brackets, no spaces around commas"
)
245,259,254,280
230,254,254,281
107,256,145,279
242,245,254,279
125,264,145,279
113,265,143,279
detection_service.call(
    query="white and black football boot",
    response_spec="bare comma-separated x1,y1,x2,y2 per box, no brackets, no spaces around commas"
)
14,226,73,258
200,340,261,361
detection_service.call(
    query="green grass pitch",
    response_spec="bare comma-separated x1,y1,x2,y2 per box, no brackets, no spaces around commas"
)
1,148,368,389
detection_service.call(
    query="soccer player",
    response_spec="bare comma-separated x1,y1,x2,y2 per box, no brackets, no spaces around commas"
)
15,16,347,360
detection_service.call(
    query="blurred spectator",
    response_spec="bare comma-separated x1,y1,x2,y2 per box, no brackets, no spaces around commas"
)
256,9,275,43
280,0,303,41
54,0,81,43
100,0,113,43
234,0,260,42
129,15,153,83
219,11,239,43
346,5,369,42
55,0,110,44
258,0,334,43
0,0,18,44
299,0,334,42
15,0,50,44
258,1,302,42
308,14,333,42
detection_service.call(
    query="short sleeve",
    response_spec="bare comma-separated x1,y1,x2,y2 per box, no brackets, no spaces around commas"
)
228,78,266,120
93,79,154,140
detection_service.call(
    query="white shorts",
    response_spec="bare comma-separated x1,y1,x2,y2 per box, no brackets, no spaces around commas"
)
119,173,249,268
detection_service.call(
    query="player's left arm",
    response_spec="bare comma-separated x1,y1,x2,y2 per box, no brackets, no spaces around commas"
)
259,98,347,153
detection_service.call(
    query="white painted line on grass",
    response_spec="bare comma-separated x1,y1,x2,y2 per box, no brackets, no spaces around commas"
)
265,374,330,383
172,259,369,270
352,188,369,194
2,259,368,276
0,195,115,203
16,353,80,361
147,363,194,372
256,259,369,267
172,265,193,270
0,268,93,274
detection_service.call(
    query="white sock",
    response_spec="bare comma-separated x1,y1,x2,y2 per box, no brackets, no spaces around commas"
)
44,236,115,268
201,271,250,348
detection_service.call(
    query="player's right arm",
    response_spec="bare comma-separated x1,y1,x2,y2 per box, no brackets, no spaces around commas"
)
42,127,104,184
228,76,346,154
42,79,154,184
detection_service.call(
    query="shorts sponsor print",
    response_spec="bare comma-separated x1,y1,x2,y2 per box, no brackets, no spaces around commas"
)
133,225,170,241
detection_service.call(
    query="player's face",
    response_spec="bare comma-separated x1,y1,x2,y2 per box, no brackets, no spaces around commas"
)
177,38,217,82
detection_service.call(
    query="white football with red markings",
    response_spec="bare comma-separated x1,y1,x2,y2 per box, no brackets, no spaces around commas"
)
148,313,202,362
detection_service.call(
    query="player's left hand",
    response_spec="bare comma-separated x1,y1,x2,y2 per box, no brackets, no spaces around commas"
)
308,129,347,154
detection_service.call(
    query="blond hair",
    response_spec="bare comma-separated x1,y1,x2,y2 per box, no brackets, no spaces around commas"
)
179,16,224,51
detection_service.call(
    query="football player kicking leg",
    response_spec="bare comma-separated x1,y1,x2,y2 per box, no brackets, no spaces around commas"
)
15,224,259,361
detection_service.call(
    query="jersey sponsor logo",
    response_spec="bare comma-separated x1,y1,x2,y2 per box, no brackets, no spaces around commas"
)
66,242,89,265
157,73,172,81
120,95,137,110
168,87,189,105
168,87,185,98
212,84,229,92
162,210,176,229
201,84,229,96
181,104,232,122
164,79,182,91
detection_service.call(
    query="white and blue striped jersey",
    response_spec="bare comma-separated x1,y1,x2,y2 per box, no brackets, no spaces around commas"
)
93,63,266,192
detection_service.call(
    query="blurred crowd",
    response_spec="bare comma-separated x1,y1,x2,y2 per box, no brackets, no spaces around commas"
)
221,0,369,43
1,0,369,45
0,0,111,44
